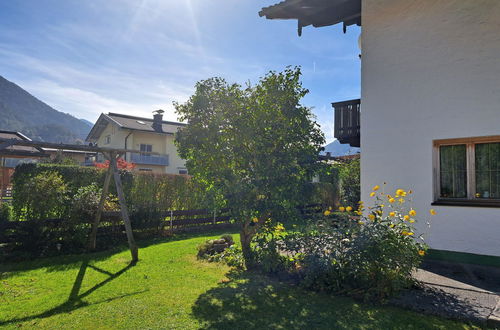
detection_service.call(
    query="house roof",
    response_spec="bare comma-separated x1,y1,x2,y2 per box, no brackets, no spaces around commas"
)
259,0,361,35
86,113,187,142
0,130,47,158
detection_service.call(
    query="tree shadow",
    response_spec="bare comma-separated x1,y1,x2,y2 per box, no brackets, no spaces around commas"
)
421,260,500,294
192,270,460,329
391,284,488,325
0,258,144,327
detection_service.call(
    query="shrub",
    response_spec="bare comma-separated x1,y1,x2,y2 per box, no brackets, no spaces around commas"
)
13,171,68,221
70,183,118,223
0,203,13,222
335,158,360,207
253,186,431,301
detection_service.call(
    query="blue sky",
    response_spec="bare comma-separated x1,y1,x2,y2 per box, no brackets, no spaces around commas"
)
0,0,360,143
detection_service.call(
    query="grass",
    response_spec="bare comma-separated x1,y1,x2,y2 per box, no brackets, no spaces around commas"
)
0,229,478,329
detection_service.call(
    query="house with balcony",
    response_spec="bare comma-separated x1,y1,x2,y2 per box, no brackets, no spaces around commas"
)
86,110,188,174
260,0,500,259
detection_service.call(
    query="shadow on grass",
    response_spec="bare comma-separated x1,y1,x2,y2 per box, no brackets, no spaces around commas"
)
0,226,238,277
192,270,463,330
0,258,145,327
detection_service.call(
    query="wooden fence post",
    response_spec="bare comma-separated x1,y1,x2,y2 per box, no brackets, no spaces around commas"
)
170,209,173,230
213,209,216,225
111,153,138,262
88,156,113,250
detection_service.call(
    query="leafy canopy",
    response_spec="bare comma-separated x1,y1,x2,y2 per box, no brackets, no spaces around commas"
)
175,67,325,221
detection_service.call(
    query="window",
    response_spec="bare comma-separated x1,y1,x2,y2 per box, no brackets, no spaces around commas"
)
434,136,500,206
178,169,188,175
104,135,111,144
138,168,153,172
140,144,152,156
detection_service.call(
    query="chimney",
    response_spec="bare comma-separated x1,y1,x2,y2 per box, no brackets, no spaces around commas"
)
152,109,164,132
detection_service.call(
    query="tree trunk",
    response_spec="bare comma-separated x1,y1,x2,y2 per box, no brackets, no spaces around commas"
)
240,224,256,270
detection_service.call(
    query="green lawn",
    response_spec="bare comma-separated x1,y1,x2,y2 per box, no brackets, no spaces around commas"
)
0,230,477,329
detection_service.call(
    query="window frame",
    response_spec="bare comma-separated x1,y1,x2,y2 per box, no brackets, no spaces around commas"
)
433,135,500,207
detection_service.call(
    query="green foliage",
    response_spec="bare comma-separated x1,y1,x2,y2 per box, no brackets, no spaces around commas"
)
70,183,118,223
175,67,325,266
13,171,68,221
253,189,429,301
0,203,13,222
335,158,360,207
13,163,108,195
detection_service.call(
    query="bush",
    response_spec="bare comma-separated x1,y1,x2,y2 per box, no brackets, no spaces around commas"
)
0,203,13,222
335,158,360,207
70,183,118,223
253,186,431,301
13,171,68,221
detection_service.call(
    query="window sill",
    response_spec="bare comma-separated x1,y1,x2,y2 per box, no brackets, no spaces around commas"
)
432,199,500,208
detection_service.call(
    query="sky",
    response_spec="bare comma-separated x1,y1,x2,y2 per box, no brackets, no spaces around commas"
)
0,0,360,143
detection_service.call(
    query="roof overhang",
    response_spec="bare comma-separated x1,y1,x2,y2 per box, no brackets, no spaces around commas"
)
259,0,361,35
86,113,117,142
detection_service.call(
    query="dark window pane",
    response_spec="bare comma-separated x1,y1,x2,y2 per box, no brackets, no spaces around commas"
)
476,142,500,199
440,145,467,198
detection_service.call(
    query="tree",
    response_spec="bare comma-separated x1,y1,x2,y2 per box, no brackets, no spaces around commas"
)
175,67,325,268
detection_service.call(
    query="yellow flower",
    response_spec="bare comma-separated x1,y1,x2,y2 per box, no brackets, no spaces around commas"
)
380,204,385,208
358,221,363,225
368,214,375,221
429,209,437,216
355,211,362,215
395,189,406,197
328,206,333,210
377,210,383,215
373,185,380,191
389,224,395,228
398,198,405,204
252,217,259,223
370,192,376,197
402,231,414,236
324,210,331,216
358,201,364,204
275,224,285,232
389,211,396,217
409,209,417,217
339,206,345,212
346,206,353,212
403,215,410,221
418,250,426,256
409,220,415,223
389,198,395,203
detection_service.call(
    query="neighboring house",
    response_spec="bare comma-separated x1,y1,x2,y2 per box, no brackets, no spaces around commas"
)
86,110,188,174
0,130,46,198
260,1,500,258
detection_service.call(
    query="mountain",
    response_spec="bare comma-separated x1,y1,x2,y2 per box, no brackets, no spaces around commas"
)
321,140,360,157
0,75,92,143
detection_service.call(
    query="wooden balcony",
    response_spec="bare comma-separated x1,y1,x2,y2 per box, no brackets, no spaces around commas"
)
332,98,360,147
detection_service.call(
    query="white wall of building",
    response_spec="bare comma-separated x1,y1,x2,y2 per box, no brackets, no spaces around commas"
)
361,0,500,256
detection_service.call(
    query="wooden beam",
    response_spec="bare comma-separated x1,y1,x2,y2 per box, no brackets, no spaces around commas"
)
0,138,159,155
88,161,113,250
111,153,138,262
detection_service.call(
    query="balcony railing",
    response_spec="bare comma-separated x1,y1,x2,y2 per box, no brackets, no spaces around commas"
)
130,153,169,166
332,98,360,147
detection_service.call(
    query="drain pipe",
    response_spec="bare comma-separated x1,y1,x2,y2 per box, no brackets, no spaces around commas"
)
124,131,132,161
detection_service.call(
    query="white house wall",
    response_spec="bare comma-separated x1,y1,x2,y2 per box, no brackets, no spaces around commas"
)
361,0,500,256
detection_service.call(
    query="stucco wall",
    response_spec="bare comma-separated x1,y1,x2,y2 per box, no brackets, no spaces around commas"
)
361,0,500,256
